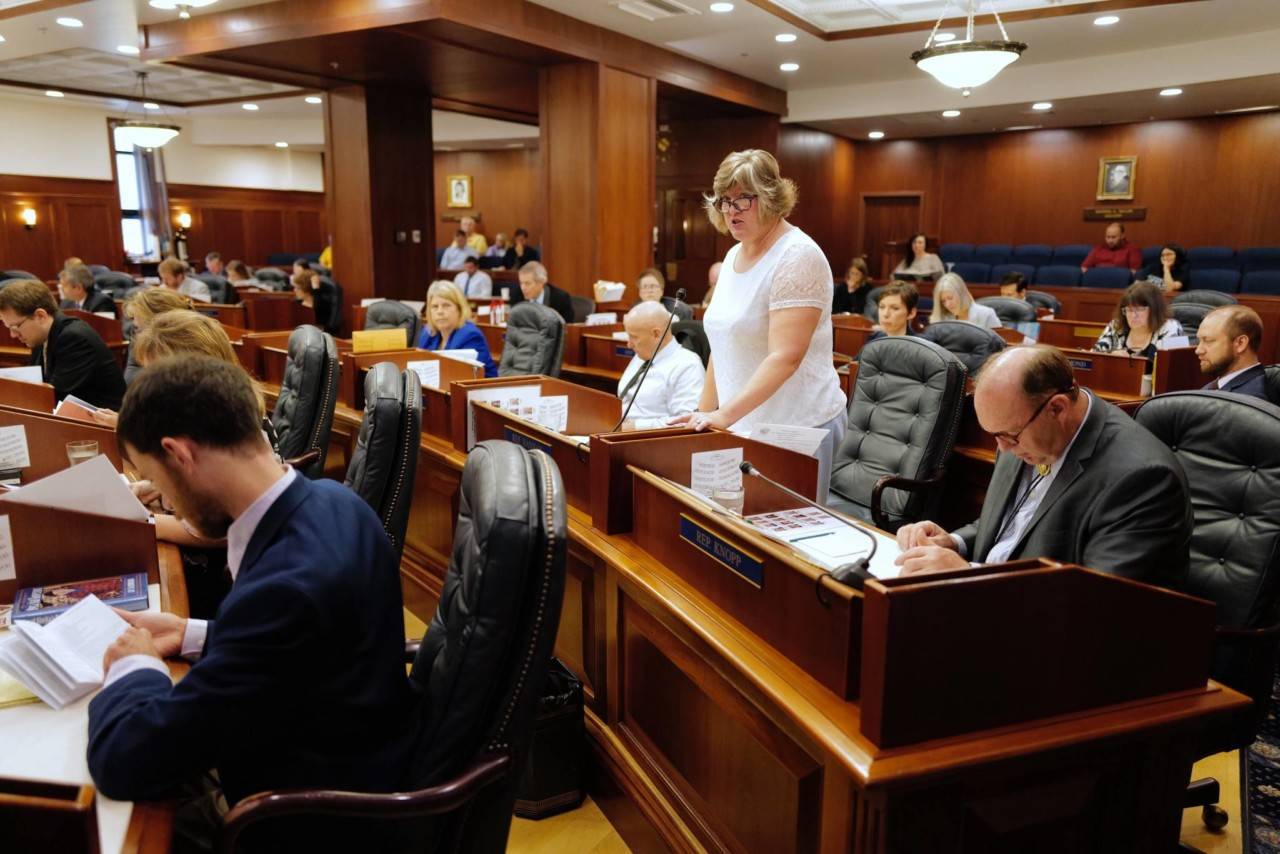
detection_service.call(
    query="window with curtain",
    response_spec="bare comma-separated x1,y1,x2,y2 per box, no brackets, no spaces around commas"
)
111,124,171,262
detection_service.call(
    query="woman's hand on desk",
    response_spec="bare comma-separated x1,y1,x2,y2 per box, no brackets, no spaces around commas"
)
91,408,119,429
669,410,730,431
103,626,161,670
115,609,187,659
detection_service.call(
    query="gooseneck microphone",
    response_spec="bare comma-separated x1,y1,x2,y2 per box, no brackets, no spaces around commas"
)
611,287,687,433
739,460,878,605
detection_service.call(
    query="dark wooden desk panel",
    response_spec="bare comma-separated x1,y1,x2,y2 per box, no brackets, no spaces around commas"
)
583,333,635,374
0,377,55,414
242,295,314,331
566,322,624,365
0,404,119,482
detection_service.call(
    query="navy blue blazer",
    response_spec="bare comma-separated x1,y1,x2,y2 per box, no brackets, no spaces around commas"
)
1203,363,1269,402
416,320,498,377
88,475,418,805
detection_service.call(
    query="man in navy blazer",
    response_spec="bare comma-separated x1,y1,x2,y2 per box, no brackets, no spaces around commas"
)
1197,305,1270,402
87,356,417,815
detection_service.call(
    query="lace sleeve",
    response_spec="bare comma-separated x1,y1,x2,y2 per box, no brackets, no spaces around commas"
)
768,242,832,311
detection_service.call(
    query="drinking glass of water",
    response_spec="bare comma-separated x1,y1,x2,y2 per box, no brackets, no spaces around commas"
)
66,440,99,466
711,487,745,515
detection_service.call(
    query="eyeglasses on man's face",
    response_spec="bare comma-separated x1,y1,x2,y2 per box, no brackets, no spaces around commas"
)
714,194,758,214
990,387,1074,445
4,315,34,335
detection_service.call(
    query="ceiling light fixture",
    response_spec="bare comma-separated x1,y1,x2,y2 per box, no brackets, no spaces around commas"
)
241,103,259,111
55,17,83,28
117,45,140,55
1160,87,1183,96
148,0,219,20
709,2,734,12
114,71,180,149
942,109,961,117
912,0,1025,94
1093,15,1120,26
868,131,885,139
274,141,288,148
305,96,322,104
1032,101,1053,111
775,33,797,43
780,62,799,72
45,90,64,98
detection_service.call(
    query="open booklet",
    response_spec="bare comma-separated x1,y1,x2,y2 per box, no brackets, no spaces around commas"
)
0,595,130,709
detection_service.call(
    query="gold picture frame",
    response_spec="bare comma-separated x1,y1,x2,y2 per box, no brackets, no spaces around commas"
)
446,174,472,208
1096,156,1137,201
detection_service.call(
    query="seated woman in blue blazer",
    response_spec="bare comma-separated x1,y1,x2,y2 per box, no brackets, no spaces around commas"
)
416,279,498,377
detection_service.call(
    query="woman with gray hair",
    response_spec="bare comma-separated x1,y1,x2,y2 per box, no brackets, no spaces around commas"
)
930,272,1002,329
671,149,846,503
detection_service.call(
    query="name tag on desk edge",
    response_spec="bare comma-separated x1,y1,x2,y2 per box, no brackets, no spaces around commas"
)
1068,357,1093,372
503,426,554,456
679,514,764,589
614,346,636,358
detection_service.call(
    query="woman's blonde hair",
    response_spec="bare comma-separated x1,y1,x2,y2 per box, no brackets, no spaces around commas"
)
134,310,265,415
424,279,472,335
931,272,976,324
125,287,192,327
703,149,798,235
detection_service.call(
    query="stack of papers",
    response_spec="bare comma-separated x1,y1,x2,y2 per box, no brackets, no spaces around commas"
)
585,312,618,326
465,384,571,447
0,366,43,384
593,281,626,302
0,595,129,709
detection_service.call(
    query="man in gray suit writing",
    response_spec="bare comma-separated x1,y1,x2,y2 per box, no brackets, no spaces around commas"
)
895,345,1191,589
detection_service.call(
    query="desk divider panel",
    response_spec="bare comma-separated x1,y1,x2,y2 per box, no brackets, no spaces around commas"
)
448,375,621,455
565,323,624,366
583,334,635,373
1058,347,1146,398
859,562,1216,748
237,330,293,378
832,324,874,358
0,405,120,481
472,322,507,361
629,467,861,699
1038,318,1108,351
591,428,820,534
243,297,315,331
63,310,123,344
0,779,98,854
1153,346,1203,394
0,503,159,601
341,350,482,437
0,378,54,414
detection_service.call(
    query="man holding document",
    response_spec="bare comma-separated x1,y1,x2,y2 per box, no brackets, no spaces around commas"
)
85,357,416,841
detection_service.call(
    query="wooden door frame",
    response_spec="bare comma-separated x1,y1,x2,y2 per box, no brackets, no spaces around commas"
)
857,191,925,278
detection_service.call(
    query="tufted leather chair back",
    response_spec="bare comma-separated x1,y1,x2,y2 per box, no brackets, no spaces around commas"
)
94,271,134,299
408,441,567,850
1025,290,1061,313
344,363,421,561
661,296,694,322
364,300,421,348
499,302,564,377
830,337,966,526
921,320,1006,375
198,273,231,304
673,320,710,367
862,285,886,322
1171,302,1213,343
1136,392,1280,708
271,325,339,479
977,296,1036,324
253,267,289,289
569,294,596,323
1173,289,1238,308
1267,365,1280,406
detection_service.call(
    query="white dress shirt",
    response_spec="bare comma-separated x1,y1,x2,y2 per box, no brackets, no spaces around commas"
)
178,276,212,303
439,246,472,269
104,466,297,687
454,270,493,299
616,339,705,430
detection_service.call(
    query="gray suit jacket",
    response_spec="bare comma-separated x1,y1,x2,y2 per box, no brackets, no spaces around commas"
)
954,393,1191,589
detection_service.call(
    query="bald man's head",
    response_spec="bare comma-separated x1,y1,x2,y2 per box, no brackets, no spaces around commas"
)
974,346,1085,468
624,301,675,360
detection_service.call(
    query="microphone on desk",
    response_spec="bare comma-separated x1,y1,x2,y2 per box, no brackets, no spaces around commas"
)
739,460,878,605
610,288,687,433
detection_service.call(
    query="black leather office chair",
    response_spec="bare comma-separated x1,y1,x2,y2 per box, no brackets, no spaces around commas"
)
218,441,567,854
1266,365,1280,406
1135,392,1280,834
93,271,134,300
272,325,340,480
673,320,711,367
829,337,967,530
314,275,344,336
862,286,886,323
499,303,564,377
976,296,1036,325
1173,290,1238,308
365,300,422,348
343,363,421,562
254,268,289,289
1171,302,1214,343
198,273,231,305
1025,290,1061,314
921,320,1006,374
568,294,595,323
1,270,40,282
661,296,694,322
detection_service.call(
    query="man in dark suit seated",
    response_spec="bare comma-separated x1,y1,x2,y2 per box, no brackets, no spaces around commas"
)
514,260,574,324
87,357,417,834
895,345,1192,589
1196,305,1269,402
0,278,125,409
58,263,118,316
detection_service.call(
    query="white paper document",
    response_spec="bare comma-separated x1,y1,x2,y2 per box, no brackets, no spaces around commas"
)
436,349,482,366
406,359,441,389
1,454,149,522
750,423,826,456
533,396,569,433
745,507,902,579
585,312,618,326
466,384,542,449
0,366,43,384
1158,336,1191,350
690,447,743,498
0,515,13,582
0,595,129,709
611,331,630,342
0,425,30,470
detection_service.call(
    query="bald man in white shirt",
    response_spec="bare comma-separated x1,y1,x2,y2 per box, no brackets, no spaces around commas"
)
618,301,705,430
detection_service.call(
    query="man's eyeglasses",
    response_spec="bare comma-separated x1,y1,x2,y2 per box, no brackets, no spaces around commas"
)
4,316,33,335
990,386,1076,445
713,194,758,214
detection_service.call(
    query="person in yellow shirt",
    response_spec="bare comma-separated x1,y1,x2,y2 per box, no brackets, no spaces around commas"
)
460,216,487,256
318,245,332,269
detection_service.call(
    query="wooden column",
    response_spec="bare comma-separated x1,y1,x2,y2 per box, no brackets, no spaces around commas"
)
541,63,655,297
325,85,435,313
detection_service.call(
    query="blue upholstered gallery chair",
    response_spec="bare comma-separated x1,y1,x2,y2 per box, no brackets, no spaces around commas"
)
1052,245,1091,267
1011,244,1052,268
1081,267,1132,289
1187,246,1237,270
990,264,1035,283
949,262,990,283
938,243,974,264
1190,269,1242,294
1240,247,1280,273
974,244,1011,266
1034,265,1082,287
1241,271,1280,296
1141,245,1162,270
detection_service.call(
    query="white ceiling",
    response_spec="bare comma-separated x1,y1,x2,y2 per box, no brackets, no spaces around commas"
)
769,0,1105,31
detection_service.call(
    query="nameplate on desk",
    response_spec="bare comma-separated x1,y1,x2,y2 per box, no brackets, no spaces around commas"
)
503,426,554,456
614,346,636,358
1068,357,1094,372
679,514,763,589
1072,326,1104,338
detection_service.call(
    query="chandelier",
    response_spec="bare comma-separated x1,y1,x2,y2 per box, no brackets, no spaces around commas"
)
911,0,1026,94
114,72,180,149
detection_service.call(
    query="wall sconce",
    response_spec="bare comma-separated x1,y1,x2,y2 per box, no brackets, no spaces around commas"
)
176,211,192,229
20,208,36,229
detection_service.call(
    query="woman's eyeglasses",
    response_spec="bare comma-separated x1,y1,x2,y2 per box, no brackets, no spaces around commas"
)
713,194,758,214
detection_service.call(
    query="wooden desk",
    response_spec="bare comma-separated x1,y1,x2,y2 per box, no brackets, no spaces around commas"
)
565,322,624,366
0,377,55,414
582,333,634,375
191,303,246,329
1038,318,1108,350
242,296,314,332
832,318,875,358
0,405,119,482
1154,346,1205,394
339,349,482,437
472,322,506,361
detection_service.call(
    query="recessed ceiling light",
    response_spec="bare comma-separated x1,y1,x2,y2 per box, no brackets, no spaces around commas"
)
1032,102,1053,111
933,32,956,43
709,2,734,12
241,103,259,111
45,90,64,98
942,109,961,118
0,35,5,43
274,141,288,148
144,102,160,110
775,33,797,43
779,62,799,72
55,17,83,28
305,96,322,104
868,131,885,140
117,45,140,55
1094,15,1120,26
1160,87,1183,97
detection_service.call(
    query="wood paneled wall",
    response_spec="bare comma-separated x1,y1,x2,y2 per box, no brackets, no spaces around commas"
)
167,183,326,269
852,111,1280,250
0,175,122,279
432,148,541,251
777,126,858,275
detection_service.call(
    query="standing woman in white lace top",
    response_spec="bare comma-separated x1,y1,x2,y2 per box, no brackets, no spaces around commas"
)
673,149,848,503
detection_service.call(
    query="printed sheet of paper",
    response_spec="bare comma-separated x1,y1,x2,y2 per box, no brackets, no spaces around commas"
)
585,312,618,326
0,516,13,582
1,454,148,522
745,507,902,579
689,447,743,498
466,384,541,449
1158,335,1191,350
750,423,826,456
0,366,42,384
0,426,30,470
533,396,568,433
436,349,481,366
406,360,441,389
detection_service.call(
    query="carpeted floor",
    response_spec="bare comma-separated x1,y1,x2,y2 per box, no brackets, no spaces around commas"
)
1246,673,1280,854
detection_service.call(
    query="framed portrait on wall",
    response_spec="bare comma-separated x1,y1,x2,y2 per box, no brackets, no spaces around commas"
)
1096,156,1137,201
447,175,473,208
